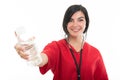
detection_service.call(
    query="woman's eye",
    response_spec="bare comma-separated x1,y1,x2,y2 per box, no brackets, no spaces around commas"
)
78,19,84,22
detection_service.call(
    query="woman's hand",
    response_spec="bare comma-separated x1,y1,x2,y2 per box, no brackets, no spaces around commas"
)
14,30,35,59
14,31,48,66
14,43,29,60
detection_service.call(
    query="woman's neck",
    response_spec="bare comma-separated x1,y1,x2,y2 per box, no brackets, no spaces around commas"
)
68,35,82,43
67,35,84,52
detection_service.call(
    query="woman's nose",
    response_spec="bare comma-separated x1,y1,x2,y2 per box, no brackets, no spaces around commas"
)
73,21,78,27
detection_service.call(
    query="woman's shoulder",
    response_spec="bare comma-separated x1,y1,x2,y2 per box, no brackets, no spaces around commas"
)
43,39,65,53
84,42,103,60
84,42,101,54
50,38,66,44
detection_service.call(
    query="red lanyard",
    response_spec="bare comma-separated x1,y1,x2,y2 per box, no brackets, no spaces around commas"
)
69,47,83,80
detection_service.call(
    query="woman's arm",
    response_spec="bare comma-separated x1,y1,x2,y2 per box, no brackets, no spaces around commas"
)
38,53,48,67
94,56,108,80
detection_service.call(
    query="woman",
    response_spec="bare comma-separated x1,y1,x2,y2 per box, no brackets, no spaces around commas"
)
15,4,108,80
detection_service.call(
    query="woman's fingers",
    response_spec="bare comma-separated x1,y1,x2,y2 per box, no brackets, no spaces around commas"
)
14,43,29,60
14,43,22,51
14,35,35,60
19,51,29,60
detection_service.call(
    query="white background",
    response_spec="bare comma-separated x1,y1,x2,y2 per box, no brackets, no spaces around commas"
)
0,0,119,80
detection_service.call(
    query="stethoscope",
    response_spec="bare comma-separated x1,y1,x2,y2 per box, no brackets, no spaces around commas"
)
66,36,84,80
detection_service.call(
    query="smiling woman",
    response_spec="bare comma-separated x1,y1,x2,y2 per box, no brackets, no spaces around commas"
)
67,11,86,38
14,4,108,80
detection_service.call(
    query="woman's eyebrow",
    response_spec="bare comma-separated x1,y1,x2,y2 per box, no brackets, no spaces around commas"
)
71,16,85,20
78,16,85,19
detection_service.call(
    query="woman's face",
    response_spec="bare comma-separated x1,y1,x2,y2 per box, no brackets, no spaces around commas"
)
67,11,86,38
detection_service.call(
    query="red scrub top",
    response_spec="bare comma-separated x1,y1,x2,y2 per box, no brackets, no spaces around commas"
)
39,39,108,80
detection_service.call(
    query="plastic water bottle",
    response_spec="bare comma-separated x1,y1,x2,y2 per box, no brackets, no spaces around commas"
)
15,27,42,66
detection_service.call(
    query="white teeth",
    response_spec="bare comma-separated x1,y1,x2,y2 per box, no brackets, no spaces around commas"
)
72,28,80,32
73,30,78,32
